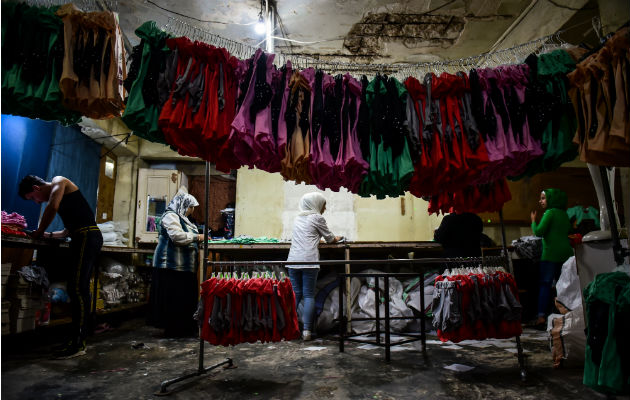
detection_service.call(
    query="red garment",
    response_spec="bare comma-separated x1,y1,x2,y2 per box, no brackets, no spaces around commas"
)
158,38,241,170
1,225,27,237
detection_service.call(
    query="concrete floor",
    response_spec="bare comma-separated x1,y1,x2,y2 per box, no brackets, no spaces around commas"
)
0,318,617,400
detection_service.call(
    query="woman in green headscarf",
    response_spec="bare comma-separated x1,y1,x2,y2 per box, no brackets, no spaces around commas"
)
530,188,574,326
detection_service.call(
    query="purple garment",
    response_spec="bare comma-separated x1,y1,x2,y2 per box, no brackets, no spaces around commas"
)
302,68,336,191
342,74,369,193
230,51,261,168
475,68,508,184
252,52,281,173
276,61,293,159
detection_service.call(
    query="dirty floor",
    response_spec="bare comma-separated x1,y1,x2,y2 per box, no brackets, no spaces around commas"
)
0,318,615,400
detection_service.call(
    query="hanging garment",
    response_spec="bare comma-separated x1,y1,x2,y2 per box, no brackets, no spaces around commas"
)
230,49,282,173
280,70,313,184
359,75,414,199
122,21,172,144
568,28,630,167
427,178,512,215
55,3,127,119
199,275,300,346
432,268,522,343
1,3,81,125
514,50,579,178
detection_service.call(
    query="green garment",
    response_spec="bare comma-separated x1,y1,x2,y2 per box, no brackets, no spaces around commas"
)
121,21,172,144
209,236,281,244
531,188,573,262
512,50,577,180
359,76,414,199
583,271,630,395
1,3,81,125
567,205,600,228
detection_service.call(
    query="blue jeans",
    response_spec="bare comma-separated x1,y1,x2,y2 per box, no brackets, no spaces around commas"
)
537,261,563,317
288,268,319,331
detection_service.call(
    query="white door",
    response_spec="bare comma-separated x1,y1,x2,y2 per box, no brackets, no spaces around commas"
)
136,169,181,243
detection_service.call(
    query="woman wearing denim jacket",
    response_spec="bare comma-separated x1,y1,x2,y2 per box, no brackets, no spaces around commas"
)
287,192,342,340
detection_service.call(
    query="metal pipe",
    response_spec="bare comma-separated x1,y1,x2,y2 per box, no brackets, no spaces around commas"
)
209,257,505,267
198,162,210,374
600,166,625,265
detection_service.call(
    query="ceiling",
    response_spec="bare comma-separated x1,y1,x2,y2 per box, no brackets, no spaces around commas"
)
115,0,612,65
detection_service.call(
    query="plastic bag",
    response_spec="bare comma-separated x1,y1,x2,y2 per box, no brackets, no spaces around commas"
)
547,306,586,368
555,256,581,311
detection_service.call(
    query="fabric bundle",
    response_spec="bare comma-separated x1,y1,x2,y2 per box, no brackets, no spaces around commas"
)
431,268,523,343
197,274,300,346
1,211,28,237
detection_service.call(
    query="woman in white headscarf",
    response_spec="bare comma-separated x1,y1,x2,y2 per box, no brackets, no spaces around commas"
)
149,188,204,337
287,192,342,340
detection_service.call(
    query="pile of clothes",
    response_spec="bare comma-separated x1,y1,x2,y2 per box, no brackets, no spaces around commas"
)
1,211,28,237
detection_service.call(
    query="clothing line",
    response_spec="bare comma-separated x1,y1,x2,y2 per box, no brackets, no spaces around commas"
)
160,11,564,76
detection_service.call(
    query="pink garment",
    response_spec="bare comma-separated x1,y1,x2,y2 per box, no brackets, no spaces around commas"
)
252,52,281,173
302,68,336,191
341,73,369,193
475,68,510,184
230,49,263,169
1,211,27,229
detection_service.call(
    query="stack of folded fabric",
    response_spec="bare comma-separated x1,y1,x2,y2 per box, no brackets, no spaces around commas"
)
1,211,28,237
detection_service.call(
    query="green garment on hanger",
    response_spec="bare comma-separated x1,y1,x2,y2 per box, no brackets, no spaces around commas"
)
567,205,600,228
359,76,414,199
121,21,172,144
583,271,630,395
512,50,578,179
1,3,81,125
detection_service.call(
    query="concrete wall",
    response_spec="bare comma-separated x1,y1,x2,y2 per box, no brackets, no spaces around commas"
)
234,168,444,241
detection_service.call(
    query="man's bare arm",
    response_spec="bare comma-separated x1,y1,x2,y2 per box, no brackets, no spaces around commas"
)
33,178,67,237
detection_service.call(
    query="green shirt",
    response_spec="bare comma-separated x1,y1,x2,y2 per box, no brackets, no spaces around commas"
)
531,208,573,262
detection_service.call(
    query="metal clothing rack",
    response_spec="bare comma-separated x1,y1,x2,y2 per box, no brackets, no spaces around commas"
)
208,256,528,381
156,162,235,396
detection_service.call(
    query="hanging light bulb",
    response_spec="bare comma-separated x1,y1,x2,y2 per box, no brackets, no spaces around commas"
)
254,14,265,35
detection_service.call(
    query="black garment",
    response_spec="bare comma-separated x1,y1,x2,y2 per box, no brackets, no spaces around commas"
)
148,268,199,337
57,190,98,233
67,228,103,343
434,212,483,258
357,75,371,157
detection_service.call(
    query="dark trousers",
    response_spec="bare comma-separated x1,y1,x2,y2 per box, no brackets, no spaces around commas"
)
68,228,103,343
537,260,563,318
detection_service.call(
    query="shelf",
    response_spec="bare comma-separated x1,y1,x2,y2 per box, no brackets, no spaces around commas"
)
1,236,154,254
101,246,154,254
48,317,72,327
96,301,148,315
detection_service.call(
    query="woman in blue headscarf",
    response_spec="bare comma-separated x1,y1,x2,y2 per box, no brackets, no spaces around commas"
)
149,188,204,337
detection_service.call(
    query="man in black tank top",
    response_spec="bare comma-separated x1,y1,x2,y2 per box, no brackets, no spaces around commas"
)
19,175,103,359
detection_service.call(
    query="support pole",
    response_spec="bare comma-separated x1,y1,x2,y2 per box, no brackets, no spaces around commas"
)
344,246,352,333
599,166,626,266
498,208,514,275
198,162,210,373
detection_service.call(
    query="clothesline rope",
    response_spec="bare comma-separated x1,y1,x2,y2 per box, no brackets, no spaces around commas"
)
162,14,566,76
